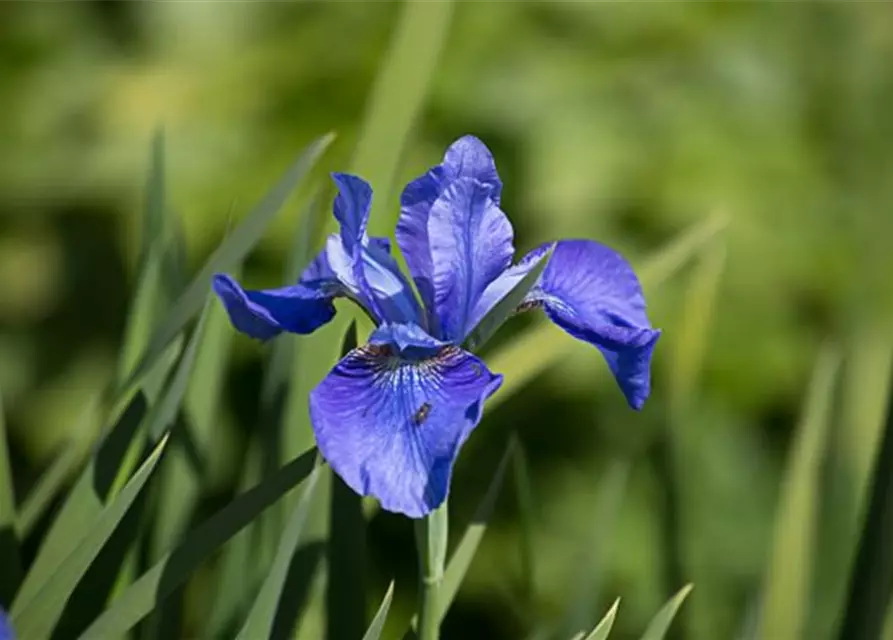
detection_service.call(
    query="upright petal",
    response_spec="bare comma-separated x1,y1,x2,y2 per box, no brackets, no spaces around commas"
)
328,174,423,326
309,322,503,518
484,240,660,410
428,177,515,342
397,135,502,319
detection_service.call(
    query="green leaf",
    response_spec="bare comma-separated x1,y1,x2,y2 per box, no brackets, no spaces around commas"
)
11,331,183,622
434,439,514,623
639,584,694,640
78,447,318,639
236,463,323,640
10,435,169,639
462,245,554,353
585,598,620,640
758,344,840,640
361,582,395,640
485,213,729,412
0,387,21,604
118,132,335,401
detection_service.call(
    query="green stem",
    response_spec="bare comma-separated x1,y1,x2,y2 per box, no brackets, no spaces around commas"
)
415,503,448,640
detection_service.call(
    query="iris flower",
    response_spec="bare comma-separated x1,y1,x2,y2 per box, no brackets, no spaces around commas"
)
0,610,13,640
213,136,659,518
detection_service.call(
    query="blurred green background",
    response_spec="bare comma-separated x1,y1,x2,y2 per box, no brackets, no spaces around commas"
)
2,2,893,639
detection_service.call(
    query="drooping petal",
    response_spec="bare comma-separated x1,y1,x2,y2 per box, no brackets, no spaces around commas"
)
428,177,515,342
309,322,503,518
212,235,393,341
212,274,336,340
328,173,423,326
396,135,503,320
480,240,659,410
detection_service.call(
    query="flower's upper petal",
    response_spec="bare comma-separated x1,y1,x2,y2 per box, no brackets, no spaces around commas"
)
428,177,514,342
309,323,503,518
328,173,423,326
396,136,502,320
212,273,336,340
482,240,659,410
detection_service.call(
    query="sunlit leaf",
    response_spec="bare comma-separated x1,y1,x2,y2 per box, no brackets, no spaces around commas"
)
10,436,169,639
586,598,620,640
758,344,840,640
361,582,395,640
639,584,694,640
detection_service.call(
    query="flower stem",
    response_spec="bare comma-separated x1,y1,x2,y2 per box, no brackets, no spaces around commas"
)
415,503,448,640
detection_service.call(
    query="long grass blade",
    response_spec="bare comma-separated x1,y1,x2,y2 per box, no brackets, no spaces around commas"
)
758,343,841,640
9,435,169,639
362,582,396,640
511,434,536,601
236,463,323,640
640,584,694,640
585,598,620,640
14,443,79,540
838,347,893,640
79,447,318,639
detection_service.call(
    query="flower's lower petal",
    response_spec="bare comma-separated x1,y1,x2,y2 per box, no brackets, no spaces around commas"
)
429,176,514,342
309,338,503,518
212,273,335,340
509,240,660,410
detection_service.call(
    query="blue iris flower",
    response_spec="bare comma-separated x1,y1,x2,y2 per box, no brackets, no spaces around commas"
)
213,136,660,518
0,609,13,640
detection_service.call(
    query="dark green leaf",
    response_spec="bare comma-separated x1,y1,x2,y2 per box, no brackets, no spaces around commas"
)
78,447,318,639
236,463,323,640
462,245,553,353
511,433,536,601
10,436,169,639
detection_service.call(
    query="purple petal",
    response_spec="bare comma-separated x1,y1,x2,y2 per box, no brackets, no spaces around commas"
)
212,273,336,340
327,174,423,326
428,177,515,342
0,609,15,640
396,136,503,321
309,323,503,518
482,240,660,410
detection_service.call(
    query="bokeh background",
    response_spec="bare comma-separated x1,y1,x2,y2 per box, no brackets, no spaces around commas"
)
2,2,893,639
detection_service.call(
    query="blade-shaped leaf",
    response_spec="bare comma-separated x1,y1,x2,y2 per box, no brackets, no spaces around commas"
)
640,584,694,640
361,582,395,640
118,132,334,400
0,387,20,604
485,213,729,411
79,447,318,639
236,463,323,640
9,435,169,639
758,344,840,640
462,245,554,353
511,433,536,601
585,598,620,640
